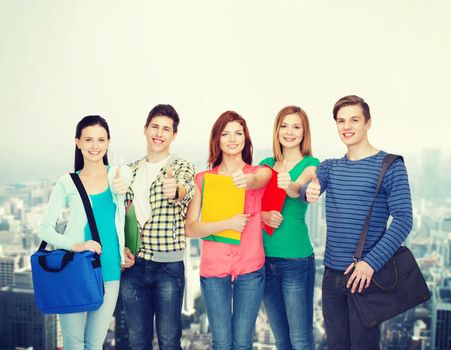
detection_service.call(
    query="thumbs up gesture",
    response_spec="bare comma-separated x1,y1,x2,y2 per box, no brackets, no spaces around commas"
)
306,172,321,203
163,166,178,199
277,160,291,191
232,158,250,189
112,167,129,195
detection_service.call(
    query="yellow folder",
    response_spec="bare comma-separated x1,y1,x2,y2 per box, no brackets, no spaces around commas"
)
201,173,246,244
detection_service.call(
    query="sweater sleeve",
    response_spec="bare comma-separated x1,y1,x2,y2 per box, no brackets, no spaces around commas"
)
363,159,413,271
37,175,77,250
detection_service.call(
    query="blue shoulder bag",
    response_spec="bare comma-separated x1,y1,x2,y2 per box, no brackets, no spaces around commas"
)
31,173,104,314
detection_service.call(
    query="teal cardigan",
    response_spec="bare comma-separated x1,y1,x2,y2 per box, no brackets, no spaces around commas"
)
38,165,132,264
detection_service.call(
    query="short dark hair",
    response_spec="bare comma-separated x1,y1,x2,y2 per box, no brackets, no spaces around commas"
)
145,104,180,132
74,115,110,172
333,95,371,122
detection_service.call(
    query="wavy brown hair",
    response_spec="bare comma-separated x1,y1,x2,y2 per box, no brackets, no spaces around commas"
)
208,111,253,168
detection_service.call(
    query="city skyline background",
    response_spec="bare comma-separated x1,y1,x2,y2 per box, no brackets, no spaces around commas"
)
1,2,451,348
1,1,451,186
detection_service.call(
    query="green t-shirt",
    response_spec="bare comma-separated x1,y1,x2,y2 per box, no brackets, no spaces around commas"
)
259,156,320,258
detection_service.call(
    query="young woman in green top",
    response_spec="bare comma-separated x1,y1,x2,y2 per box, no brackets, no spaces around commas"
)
260,106,319,350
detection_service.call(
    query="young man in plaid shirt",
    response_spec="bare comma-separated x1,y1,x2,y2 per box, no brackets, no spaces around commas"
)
120,104,195,350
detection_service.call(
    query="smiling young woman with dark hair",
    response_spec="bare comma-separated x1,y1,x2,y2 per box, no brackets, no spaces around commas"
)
38,115,132,349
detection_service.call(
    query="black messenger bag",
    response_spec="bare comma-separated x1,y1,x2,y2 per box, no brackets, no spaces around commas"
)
347,154,430,328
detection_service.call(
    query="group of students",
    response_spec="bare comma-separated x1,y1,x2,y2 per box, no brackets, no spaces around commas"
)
38,94,413,350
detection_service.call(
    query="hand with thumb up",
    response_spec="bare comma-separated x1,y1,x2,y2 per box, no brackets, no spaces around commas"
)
112,167,129,195
277,160,291,191
232,157,252,189
306,172,321,203
163,166,178,199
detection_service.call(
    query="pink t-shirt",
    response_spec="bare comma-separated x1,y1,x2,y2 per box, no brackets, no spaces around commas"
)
195,164,266,279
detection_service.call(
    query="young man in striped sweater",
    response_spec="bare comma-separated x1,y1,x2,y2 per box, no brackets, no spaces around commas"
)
302,95,413,349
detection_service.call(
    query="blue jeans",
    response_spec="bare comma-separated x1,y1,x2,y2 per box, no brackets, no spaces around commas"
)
59,280,120,350
263,255,316,350
200,267,265,350
120,259,184,350
322,267,380,350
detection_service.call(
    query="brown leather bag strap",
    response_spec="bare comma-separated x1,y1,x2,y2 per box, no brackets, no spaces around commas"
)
353,154,403,261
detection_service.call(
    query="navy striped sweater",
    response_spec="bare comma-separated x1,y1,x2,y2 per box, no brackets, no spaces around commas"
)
302,151,413,272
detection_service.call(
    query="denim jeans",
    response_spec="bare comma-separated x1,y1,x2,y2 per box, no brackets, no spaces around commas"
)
120,258,185,350
200,267,265,350
322,267,380,350
263,255,315,350
59,280,120,350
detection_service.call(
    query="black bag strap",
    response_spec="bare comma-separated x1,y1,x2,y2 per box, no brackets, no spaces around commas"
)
38,173,102,250
353,154,403,261
38,251,74,272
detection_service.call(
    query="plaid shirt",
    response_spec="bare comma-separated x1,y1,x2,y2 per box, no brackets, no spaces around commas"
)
125,155,195,261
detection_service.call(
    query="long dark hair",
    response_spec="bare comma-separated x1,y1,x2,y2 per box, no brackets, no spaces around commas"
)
74,115,110,172
207,111,253,168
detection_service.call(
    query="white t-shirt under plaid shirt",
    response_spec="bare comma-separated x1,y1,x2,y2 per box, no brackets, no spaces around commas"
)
131,156,170,230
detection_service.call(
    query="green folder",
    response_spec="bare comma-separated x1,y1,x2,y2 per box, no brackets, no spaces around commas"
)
124,202,141,255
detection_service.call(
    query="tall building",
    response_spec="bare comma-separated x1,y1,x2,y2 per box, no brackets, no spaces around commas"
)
0,267,57,350
3,197,25,221
420,149,442,201
439,219,451,268
442,217,451,234
431,282,451,349
0,254,23,288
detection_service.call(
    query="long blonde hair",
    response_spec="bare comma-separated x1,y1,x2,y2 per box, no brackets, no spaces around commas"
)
272,106,313,161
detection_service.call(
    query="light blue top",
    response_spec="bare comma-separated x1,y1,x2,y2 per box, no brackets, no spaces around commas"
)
38,165,132,264
85,186,121,281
